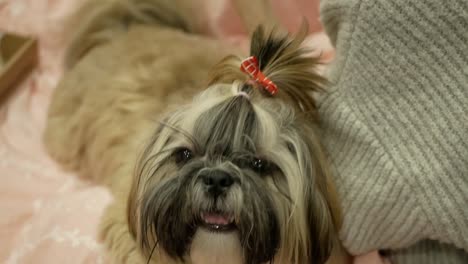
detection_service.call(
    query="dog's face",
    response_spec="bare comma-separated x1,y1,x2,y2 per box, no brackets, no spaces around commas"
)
128,26,341,264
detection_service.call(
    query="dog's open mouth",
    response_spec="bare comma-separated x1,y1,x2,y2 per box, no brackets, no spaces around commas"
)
200,212,236,232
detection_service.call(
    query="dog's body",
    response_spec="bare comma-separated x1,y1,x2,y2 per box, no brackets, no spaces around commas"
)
44,0,348,263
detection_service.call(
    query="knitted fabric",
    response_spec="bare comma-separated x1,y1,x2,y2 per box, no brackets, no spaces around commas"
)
318,0,468,261
388,240,468,264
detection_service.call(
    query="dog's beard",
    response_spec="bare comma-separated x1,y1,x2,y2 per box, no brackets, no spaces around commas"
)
128,83,340,264
140,159,280,264
190,229,243,264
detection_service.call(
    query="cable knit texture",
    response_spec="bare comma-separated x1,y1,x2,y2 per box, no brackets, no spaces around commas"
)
388,240,468,264
319,0,468,262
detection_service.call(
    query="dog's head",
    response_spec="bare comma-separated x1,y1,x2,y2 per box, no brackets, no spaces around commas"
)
128,26,341,264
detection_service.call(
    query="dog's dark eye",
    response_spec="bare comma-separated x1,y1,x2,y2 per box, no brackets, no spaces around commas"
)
174,148,193,164
251,158,271,174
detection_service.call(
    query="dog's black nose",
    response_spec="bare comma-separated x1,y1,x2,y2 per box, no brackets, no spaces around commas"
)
201,171,234,196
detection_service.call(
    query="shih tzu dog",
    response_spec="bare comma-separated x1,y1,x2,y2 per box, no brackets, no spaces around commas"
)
44,0,345,263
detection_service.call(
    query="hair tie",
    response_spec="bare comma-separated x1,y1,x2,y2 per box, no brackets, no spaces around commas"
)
240,56,278,96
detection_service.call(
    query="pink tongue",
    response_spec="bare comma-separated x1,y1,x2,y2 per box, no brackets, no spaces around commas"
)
202,213,231,225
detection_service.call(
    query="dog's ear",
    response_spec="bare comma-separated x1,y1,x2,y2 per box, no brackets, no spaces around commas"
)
302,123,342,263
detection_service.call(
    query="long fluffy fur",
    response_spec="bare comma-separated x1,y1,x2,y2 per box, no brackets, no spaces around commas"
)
206,24,341,263
44,0,344,263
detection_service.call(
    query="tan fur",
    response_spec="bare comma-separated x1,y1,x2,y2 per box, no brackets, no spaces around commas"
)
44,0,348,263
45,25,234,263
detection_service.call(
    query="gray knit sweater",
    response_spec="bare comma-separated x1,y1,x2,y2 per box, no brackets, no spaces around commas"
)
318,0,468,262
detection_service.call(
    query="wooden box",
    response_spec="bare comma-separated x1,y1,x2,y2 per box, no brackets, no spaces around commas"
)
0,33,38,102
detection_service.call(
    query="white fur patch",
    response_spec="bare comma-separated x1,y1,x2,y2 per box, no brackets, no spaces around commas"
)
189,229,243,264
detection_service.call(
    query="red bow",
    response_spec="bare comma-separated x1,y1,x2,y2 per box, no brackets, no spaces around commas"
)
240,56,278,96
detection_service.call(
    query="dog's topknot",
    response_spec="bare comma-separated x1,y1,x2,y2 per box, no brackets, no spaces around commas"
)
250,24,327,118
209,23,327,119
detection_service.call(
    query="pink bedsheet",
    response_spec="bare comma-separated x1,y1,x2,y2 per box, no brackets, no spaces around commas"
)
0,0,384,263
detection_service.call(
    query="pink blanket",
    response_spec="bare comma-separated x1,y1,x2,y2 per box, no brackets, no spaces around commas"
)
0,0,384,263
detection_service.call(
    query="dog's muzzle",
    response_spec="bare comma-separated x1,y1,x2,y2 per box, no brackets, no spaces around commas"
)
197,170,237,231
